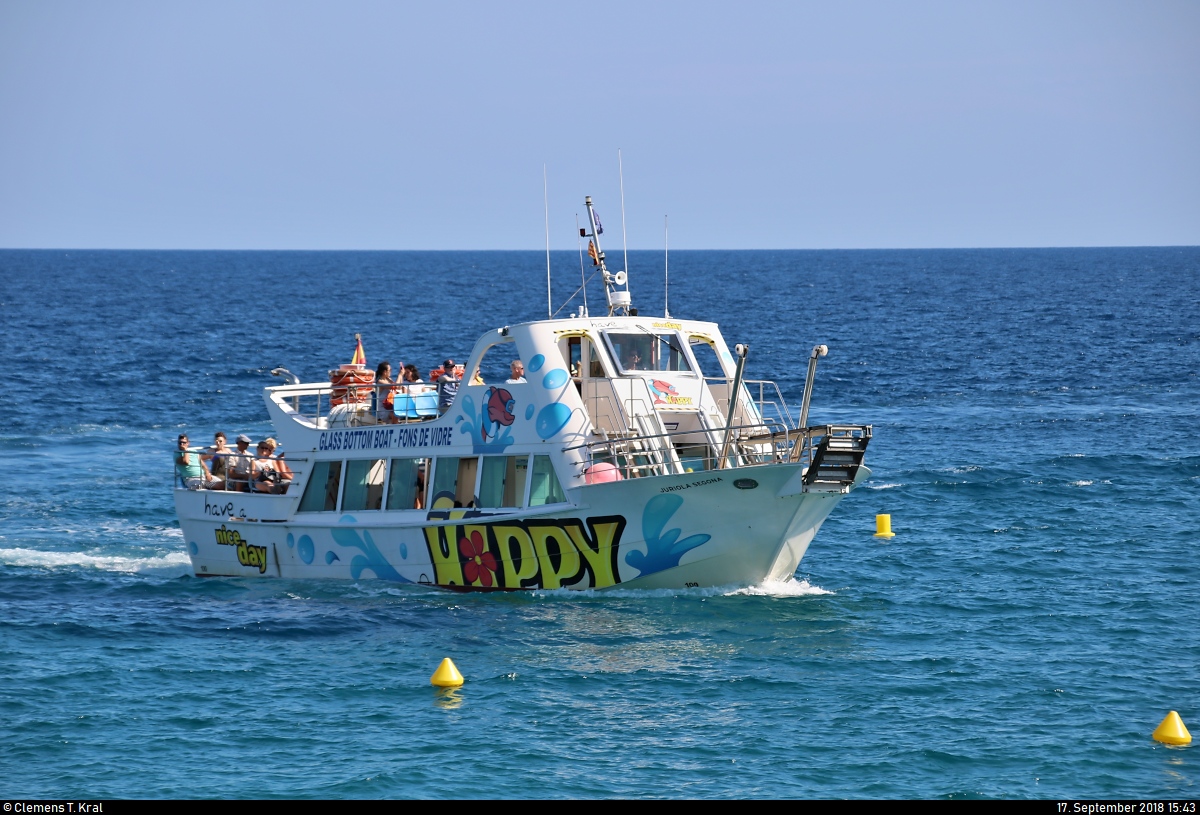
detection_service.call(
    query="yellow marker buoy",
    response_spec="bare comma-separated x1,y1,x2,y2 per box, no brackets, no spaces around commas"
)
1153,711,1192,745
874,514,895,538
431,657,464,688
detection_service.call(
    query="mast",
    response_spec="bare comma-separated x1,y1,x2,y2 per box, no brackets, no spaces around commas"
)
581,195,634,316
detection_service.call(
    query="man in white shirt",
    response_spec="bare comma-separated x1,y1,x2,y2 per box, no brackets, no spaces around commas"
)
506,360,527,384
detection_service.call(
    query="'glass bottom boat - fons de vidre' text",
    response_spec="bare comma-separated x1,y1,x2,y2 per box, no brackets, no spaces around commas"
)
174,197,872,590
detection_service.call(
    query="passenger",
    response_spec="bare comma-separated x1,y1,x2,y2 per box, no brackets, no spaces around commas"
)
253,439,293,494
226,434,254,492
401,364,423,390
373,361,397,423
506,360,527,384
437,358,460,414
469,366,485,386
624,348,643,370
203,431,232,486
175,433,222,490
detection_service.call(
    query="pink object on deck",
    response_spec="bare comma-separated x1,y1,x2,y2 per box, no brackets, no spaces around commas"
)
584,462,623,484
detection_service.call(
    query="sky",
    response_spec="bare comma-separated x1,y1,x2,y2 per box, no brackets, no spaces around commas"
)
1,1,1197,250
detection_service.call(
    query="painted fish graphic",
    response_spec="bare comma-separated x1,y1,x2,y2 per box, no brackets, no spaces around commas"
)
482,387,516,440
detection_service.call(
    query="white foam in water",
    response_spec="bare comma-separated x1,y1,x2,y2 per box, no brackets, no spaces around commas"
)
0,547,192,577
867,482,903,490
725,578,833,597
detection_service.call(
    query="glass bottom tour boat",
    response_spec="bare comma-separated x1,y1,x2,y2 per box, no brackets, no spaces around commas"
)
174,197,871,590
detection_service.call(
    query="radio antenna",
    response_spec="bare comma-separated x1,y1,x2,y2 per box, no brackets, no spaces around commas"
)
544,164,552,318
575,213,588,317
664,214,670,318
618,149,630,301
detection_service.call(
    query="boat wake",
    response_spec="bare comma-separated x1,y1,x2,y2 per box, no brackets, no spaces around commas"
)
724,578,833,597
0,546,192,577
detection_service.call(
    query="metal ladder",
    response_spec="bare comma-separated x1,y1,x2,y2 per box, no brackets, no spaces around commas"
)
801,427,872,493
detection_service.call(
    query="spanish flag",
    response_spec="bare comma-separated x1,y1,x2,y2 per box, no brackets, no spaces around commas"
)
587,240,599,266
351,334,366,366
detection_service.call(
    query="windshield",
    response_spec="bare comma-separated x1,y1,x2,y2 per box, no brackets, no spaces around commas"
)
603,331,693,374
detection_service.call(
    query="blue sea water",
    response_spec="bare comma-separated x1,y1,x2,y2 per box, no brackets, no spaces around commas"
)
1,247,1198,799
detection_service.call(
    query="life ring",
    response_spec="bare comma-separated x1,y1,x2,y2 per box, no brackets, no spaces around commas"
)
329,368,375,406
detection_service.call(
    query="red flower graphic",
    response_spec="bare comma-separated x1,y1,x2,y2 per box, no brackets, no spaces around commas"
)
459,530,498,587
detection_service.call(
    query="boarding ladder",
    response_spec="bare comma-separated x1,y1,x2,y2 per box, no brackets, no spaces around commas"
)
800,426,872,493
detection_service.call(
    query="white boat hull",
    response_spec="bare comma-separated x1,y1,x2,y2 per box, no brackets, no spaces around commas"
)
176,463,868,590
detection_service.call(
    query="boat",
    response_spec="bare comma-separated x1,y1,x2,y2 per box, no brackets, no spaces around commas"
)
174,196,872,589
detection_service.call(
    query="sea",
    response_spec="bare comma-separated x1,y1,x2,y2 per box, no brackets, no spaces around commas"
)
1,247,1197,799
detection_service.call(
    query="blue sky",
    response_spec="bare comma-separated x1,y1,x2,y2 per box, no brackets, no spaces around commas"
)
1,1,1196,249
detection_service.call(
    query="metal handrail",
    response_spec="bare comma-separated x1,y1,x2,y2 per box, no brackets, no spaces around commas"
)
702,375,796,429
565,418,800,479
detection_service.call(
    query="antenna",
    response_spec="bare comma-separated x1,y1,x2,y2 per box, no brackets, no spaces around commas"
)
544,164,551,319
575,213,588,317
664,214,670,318
583,195,632,315
618,149,630,301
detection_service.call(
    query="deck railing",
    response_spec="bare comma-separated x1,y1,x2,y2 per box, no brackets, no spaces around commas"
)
269,382,441,428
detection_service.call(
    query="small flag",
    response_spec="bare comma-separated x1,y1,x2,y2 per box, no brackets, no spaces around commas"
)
593,211,604,235
351,334,366,366
587,240,599,265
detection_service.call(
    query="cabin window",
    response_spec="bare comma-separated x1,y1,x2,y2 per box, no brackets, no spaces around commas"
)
298,461,343,512
478,455,529,508
567,337,582,378
341,459,386,512
431,456,480,507
529,455,566,506
471,336,518,385
589,339,605,377
689,337,727,378
386,458,428,510
603,331,692,374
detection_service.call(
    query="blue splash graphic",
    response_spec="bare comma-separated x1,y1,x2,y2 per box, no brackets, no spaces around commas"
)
330,516,410,582
297,534,315,565
524,404,534,420
528,353,545,372
536,402,572,439
399,542,408,559
324,550,340,565
188,541,198,555
457,392,514,454
541,368,568,389
285,533,294,548
625,494,712,576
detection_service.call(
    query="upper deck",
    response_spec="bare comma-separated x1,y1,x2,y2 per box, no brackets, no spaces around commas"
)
258,314,868,495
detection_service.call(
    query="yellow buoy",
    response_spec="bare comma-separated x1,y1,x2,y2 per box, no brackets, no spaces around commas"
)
874,514,896,538
430,657,464,688
1153,711,1192,745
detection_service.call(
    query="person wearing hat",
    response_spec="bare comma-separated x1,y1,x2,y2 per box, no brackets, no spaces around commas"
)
226,434,255,491
437,358,460,414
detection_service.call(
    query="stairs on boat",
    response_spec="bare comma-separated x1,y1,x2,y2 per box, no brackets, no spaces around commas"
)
802,427,872,493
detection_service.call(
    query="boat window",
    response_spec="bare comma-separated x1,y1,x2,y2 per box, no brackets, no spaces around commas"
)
588,338,605,377
603,331,692,374
431,456,480,507
567,337,582,378
478,455,528,508
472,336,518,385
689,337,726,378
385,457,428,510
298,461,343,512
529,455,566,506
341,459,386,512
